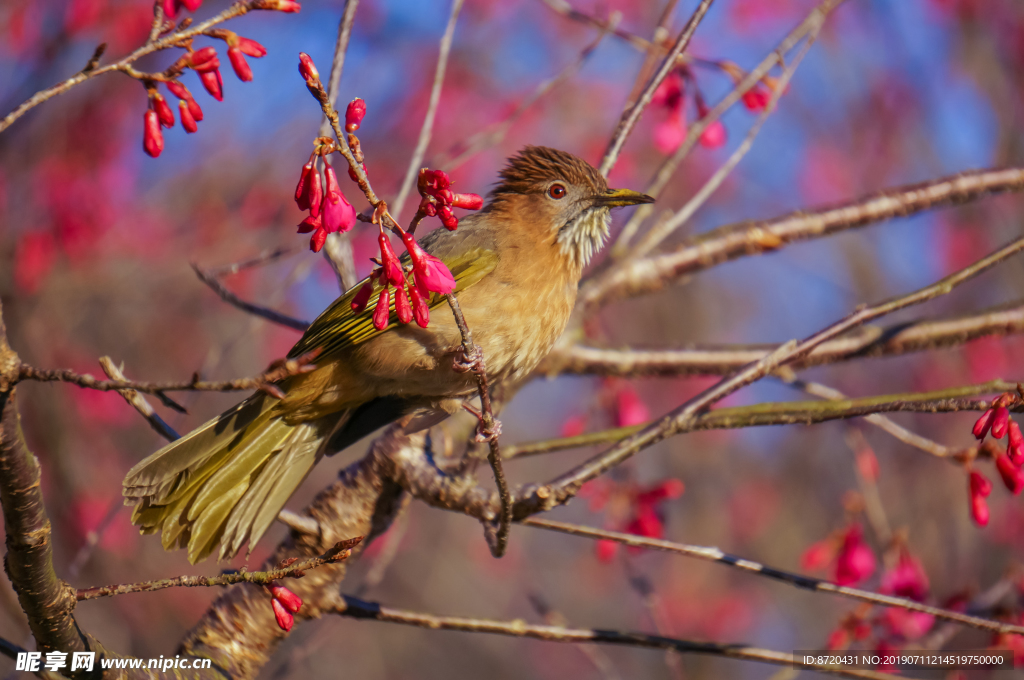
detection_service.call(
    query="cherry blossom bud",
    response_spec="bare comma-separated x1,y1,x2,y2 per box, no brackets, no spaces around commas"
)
294,162,313,210
699,119,727,148
991,406,1010,439
880,550,929,601
800,539,836,572
615,385,650,427
199,67,223,101
296,213,320,234
394,285,412,324
595,539,618,563
834,524,876,586
298,52,319,83
143,109,163,157
271,598,294,631
181,0,202,11
402,231,456,296
166,81,204,121
321,164,356,234
269,584,303,613
742,85,771,112
372,286,390,330
188,46,220,72
996,453,1024,495
973,408,995,440
969,471,992,526
408,283,429,328
228,47,253,81
348,163,367,184
350,278,374,313
1008,420,1024,464
309,226,327,253
971,494,989,526
345,98,366,132
451,193,483,210
236,37,267,57
438,204,458,230
378,232,405,287
178,100,198,133
263,0,301,11
420,200,437,218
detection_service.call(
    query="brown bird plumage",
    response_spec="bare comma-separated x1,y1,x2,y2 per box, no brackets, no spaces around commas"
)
123,146,653,562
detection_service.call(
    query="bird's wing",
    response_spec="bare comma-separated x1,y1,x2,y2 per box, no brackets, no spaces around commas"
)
288,246,499,362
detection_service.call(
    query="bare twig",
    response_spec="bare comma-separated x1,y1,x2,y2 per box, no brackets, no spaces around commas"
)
99,356,180,442
445,294,512,556
391,0,466,220
598,0,715,177
76,538,362,601
334,595,907,680
193,263,311,331
206,247,297,277
521,518,1024,637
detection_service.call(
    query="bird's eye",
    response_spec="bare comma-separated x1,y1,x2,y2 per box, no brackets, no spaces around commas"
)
548,184,566,199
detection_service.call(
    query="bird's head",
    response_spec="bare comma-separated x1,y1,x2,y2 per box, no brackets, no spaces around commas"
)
488,146,653,269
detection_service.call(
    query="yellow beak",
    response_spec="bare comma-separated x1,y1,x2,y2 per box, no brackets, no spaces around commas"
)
593,188,655,208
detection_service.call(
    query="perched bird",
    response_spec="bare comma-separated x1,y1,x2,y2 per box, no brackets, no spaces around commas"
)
123,146,653,563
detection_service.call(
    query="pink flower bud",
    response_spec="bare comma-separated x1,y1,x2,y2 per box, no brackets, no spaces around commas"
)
438,204,458,231
970,470,992,497
265,0,301,11
296,213,320,234
834,524,876,586
298,52,319,83
880,550,929,601
742,85,771,112
345,98,366,133
1008,420,1024,464
189,46,220,72
178,100,198,133
408,283,429,328
152,92,175,128
236,37,267,57
166,81,204,121
991,406,1010,439
228,47,253,81
972,408,995,440
181,0,202,10
199,67,223,101
143,109,163,157
402,231,456,296
372,286,390,330
971,493,989,526
350,278,374,313
309,226,327,253
271,598,294,631
614,385,650,427
595,539,618,563
996,454,1024,495
800,539,836,572
378,233,405,287
653,113,686,154
394,285,412,324
321,164,356,234
269,584,303,613
163,0,180,17
451,193,483,210
294,162,314,211
699,119,727,148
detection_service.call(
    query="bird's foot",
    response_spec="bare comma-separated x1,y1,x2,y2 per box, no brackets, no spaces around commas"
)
462,402,502,443
453,343,484,373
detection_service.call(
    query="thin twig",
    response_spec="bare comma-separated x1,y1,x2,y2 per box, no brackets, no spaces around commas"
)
335,595,907,680
527,593,623,680
520,518,1024,637
99,356,180,442
622,0,681,111
192,263,311,331
445,295,512,556
76,538,362,601
391,0,466,221
206,247,297,277
500,379,1015,459
598,0,715,177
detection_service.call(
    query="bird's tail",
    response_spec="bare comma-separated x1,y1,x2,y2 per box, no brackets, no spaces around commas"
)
123,393,346,564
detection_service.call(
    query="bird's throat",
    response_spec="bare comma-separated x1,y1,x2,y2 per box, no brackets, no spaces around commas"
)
557,208,610,269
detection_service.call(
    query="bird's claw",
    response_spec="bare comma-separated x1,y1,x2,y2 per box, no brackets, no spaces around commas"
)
453,344,483,373
473,418,502,443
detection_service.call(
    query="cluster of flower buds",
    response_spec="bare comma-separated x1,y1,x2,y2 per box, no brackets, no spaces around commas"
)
650,68,729,154
969,391,1024,525
801,522,877,586
578,477,684,562
349,228,457,331
294,156,356,252
267,582,303,632
416,168,483,231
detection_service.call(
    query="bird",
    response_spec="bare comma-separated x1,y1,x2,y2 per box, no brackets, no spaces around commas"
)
123,145,653,563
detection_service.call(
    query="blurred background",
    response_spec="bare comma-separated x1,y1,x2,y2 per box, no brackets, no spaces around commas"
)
2,0,1024,677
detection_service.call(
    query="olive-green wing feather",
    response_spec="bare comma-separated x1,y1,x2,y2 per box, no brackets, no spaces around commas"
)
288,246,498,361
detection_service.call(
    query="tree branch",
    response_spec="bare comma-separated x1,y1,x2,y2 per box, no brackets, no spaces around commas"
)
192,263,311,331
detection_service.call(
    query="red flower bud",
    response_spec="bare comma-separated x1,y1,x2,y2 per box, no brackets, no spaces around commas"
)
699,119,727,149
378,232,405,287
742,85,771,112
199,67,223,101
408,283,429,328
996,453,1024,495
309,226,327,253
972,408,995,440
373,286,390,330
181,0,202,10
228,47,253,81
142,109,163,157
178,100,198,133
236,37,267,57
834,524,876,586
296,213,320,234
347,163,367,184
321,164,356,234
166,81,204,121
265,0,301,11
351,278,374,313
451,193,483,210
394,285,412,324
298,52,319,83
420,199,437,217
880,549,930,601
595,539,618,563
271,598,294,631
991,407,1010,439
438,204,458,230
269,584,303,613
151,92,174,128
189,46,220,72
163,0,180,17
401,231,456,296
971,493,989,526
345,98,366,133
1008,420,1024,464
970,470,992,497
800,539,836,572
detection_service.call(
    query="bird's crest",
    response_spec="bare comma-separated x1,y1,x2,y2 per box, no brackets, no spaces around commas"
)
491,146,607,199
